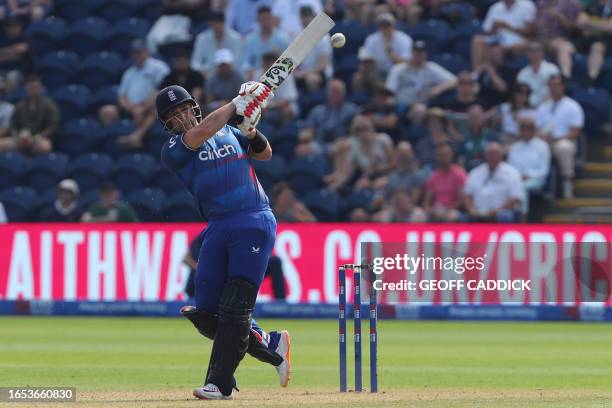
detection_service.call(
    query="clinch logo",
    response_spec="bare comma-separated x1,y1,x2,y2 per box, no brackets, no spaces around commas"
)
199,144,238,161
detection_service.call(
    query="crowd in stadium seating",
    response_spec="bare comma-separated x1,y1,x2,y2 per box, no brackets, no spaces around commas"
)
0,0,610,223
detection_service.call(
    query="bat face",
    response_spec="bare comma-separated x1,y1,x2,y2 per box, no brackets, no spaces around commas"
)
262,57,296,90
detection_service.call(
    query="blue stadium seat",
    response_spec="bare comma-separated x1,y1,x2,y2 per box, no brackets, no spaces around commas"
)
270,123,299,160
134,0,163,23
89,85,119,115
127,188,166,222
24,152,70,191
34,188,58,217
284,155,328,195
431,53,468,74
95,0,139,21
64,17,109,56
79,189,99,210
153,164,184,195
407,19,451,54
111,153,155,193
570,87,611,132
56,118,105,157
0,187,37,221
6,87,26,104
251,155,285,191
106,18,150,57
0,152,28,190
571,53,588,81
302,189,341,222
598,57,612,91
144,123,167,157
338,190,374,218
331,20,372,84
76,52,126,91
66,152,113,192
440,2,475,23
452,20,482,57
54,0,102,22
26,17,67,54
37,50,79,90
102,119,137,158
52,84,91,122
163,191,201,222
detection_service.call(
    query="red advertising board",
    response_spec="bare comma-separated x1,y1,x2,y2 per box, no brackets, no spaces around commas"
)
0,224,610,303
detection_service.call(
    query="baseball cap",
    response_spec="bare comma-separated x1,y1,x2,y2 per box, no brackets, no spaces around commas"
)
214,49,234,65
376,12,396,27
413,40,427,51
58,179,80,195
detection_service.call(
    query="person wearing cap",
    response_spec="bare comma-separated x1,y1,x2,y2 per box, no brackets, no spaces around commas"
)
242,6,289,78
81,181,138,223
363,12,413,75
40,179,83,222
293,5,332,89
191,11,243,77
385,40,457,107
117,38,170,149
161,50,205,105
206,49,245,106
0,76,14,141
352,47,382,95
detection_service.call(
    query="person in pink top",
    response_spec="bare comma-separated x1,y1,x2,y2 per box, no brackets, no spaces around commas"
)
423,143,467,222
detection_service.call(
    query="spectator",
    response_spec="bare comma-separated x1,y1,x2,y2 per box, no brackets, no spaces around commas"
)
472,0,536,70
296,79,359,157
536,0,581,79
325,115,394,191
363,83,400,140
438,71,484,119
242,6,290,78
9,74,60,155
40,179,83,222
161,50,205,105
507,115,551,194
385,40,457,108
381,141,428,202
271,182,316,222
2,0,52,21
496,83,537,146
415,107,459,170
0,76,14,141
0,16,29,72
255,51,298,124
349,208,371,222
352,47,382,97
146,0,205,55
462,142,524,222
117,39,169,148
373,188,427,222
98,104,120,128
363,12,413,76
458,105,499,171
474,37,516,108
272,0,323,39
206,49,244,105
293,5,333,88
191,11,243,77
424,143,467,222
0,201,6,223
576,0,612,82
536,74,584,198
517,42,560,107
81,181,138,223
226,0,273,36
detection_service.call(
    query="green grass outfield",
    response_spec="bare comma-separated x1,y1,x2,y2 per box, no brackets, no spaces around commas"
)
1,317,611,407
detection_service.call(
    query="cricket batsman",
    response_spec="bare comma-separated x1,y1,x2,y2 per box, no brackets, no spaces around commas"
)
157,82,289,399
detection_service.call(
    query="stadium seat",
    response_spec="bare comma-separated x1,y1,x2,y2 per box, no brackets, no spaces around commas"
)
298,89,326,119
64,17,109,56
106,18,150,57
452,19,482,57
102,119,135,158
25,17,67,54
53,0,102,22
163,191,201,222
95,0,139,21
153,164,184,195
431,53,468,75
570,87,611,133
89,85,119,115
34,188,58,218
76,52,126,91
440,2,475,24
302,189,341,222
251,155,285,191
134,0,164,23
66,152,113,192
79,189,99,210
571,53,589,82
284,155,328,195
407,19,451,54
0,152,28,191
127,188,166,222
52,84,91,122
0,187,37,221
56,118,105,157
37,50,79,90
24,152,70,191
338,190,374,219
144,123,167,157
270,123,300,160
111,153,155,193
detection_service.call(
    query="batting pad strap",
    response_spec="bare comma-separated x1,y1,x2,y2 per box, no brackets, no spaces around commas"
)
248,130,268,153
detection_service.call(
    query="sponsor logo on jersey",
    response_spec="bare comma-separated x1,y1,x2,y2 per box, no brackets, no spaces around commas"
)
198,144,238,161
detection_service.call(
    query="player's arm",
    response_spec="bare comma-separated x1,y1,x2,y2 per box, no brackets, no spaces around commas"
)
245,129,272,161
183,102,237,149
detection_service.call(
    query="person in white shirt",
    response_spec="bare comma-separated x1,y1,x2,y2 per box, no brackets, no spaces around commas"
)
508,116,551,192
463,142,525,222
292,5,332,90
472,0,536,70
363,12,413,76
191,11,243,77
272,0,322,39
517,42,560,107
536,75,584,198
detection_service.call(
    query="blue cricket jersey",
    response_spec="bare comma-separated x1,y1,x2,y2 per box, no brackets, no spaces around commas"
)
160,124,270,219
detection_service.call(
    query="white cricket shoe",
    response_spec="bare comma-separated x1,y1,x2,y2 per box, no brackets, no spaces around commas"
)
192,383,232,400
274,330,291,387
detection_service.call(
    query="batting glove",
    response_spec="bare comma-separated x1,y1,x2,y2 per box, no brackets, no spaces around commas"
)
237,81,274,109
237,104,262,136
